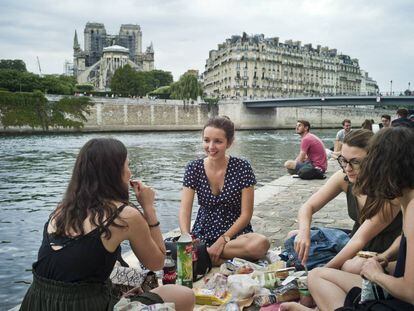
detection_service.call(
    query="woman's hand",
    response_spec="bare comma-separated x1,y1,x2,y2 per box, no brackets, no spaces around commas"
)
361,258,384,282
374,254,389,268
130,180,155,211
294,230,311,265
207,237,226,265
122,286,144,298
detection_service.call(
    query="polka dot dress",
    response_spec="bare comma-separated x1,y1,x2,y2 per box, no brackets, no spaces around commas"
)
183,156,257,247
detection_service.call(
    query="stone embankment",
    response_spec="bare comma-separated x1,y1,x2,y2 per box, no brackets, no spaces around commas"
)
252,160,352,247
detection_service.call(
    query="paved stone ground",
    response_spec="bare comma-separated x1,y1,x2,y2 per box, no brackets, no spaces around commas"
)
252,159,354,248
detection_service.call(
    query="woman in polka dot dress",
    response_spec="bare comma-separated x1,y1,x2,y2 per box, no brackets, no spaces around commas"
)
179,116,270,266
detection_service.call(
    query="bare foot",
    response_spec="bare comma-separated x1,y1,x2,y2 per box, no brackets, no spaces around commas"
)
280,302,315,311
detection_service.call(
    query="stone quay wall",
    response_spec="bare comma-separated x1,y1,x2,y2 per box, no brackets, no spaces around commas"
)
218,100,395,129
82,98,216,132
0,97,395,133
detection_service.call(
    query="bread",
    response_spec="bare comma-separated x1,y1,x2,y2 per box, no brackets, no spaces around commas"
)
357,251,377,259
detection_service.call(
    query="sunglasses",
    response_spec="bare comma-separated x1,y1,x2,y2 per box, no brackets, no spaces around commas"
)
337,155,362,171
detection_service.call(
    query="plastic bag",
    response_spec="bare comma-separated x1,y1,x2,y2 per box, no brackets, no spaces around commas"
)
227,274,261,299
114,297,175,311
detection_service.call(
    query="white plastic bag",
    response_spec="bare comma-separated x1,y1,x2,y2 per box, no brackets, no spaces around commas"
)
227,274,260,299
114,297,176,311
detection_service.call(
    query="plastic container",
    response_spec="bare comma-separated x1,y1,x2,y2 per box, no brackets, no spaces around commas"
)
176,233,193,288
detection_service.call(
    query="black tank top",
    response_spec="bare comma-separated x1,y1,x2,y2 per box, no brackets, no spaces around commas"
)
33,204,127,283
346,183,402,253
394,234,406,278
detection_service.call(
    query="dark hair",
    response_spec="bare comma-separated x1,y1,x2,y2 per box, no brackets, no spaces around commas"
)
343,129,373,150
203,116,235,143
52,138,129,238
381,114,391,121
297,120,311,131
361,119,372,131
355,127,414,221
342,119,351,125
397,108,408,118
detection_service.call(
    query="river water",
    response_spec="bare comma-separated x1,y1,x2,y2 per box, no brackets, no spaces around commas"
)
0,129,336,309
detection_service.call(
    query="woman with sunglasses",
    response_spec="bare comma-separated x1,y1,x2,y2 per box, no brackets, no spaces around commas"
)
290,129,402,274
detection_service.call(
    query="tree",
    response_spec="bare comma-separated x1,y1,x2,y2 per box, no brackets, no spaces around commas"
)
75,84,94,93
110,66,173,96
147,70,173,89
110,65,139,96
0,59,27,71
0,90,93,130
0,69,76,94
170,74,202,100
148,86,171,99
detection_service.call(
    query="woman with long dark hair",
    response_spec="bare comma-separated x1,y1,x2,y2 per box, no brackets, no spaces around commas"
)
289,129,402,273
20,138,194,311
282,127,414,310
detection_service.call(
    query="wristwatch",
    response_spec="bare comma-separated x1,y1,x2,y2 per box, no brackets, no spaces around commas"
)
222,235,231,243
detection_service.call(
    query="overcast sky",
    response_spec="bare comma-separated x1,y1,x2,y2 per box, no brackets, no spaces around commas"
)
0,0,412,92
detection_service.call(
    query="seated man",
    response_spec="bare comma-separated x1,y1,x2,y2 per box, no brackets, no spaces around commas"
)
284,120,327,179
334,119,352,153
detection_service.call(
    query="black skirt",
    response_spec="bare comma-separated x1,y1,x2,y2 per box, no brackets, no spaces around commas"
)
20,273,163,311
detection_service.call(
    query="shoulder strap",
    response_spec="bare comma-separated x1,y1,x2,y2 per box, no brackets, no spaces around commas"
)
103,203,128,228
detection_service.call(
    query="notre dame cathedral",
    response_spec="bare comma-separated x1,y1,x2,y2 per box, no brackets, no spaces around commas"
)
73,22,154,91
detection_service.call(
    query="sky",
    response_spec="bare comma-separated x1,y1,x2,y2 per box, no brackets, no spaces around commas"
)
0,0,413,93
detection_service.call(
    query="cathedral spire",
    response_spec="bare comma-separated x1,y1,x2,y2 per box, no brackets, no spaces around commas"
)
73,30,80,51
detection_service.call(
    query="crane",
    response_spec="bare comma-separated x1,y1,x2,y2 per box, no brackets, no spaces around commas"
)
36,56,43,77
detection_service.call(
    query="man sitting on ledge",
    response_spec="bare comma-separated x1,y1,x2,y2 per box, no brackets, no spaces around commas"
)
284,120,327,180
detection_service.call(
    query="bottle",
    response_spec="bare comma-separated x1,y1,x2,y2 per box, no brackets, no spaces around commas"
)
162,250,176,285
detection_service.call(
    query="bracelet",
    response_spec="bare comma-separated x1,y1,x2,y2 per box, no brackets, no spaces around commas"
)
148,221,160,228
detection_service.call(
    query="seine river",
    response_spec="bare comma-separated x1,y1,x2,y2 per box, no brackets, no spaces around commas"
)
0,129,336,309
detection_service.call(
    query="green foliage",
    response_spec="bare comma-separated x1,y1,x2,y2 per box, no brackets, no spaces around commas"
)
0,59,27,71
49,96,92,129
148,86,171,99
0,90,93,130
170,74,203,100
40,74,76,95
75,84,95,92
110,66,173,96
0,65,76,95
203,97,219,106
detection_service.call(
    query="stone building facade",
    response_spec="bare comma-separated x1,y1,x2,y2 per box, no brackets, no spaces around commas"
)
73,22,154,91
203,33,377,98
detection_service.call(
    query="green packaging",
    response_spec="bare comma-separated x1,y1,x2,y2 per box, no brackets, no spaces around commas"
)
176,233,193,288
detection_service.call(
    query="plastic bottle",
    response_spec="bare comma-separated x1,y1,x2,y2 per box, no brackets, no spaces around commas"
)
162,250,176,285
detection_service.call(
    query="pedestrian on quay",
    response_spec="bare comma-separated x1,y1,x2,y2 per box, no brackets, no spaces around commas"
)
380,114,391,128
391,108,414,128
281,127,414,311
284,120,327,179
361,119,373,131
20,138,195,311
334,119,352,154
179,116,270,266
287,129,402,273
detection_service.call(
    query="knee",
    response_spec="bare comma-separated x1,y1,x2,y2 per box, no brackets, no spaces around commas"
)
179,286,196,310
341,258,364,274
246,234,270,259
286,230,298,239
308,267,325,291
155,284,195,311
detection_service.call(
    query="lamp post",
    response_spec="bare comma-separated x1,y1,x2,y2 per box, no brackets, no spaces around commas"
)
390,80,393,95
409,82,411,91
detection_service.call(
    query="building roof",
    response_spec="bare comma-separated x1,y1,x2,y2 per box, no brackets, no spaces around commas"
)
102,45,129,53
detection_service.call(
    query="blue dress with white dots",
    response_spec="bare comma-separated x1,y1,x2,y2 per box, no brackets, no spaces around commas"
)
183,156,257,247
